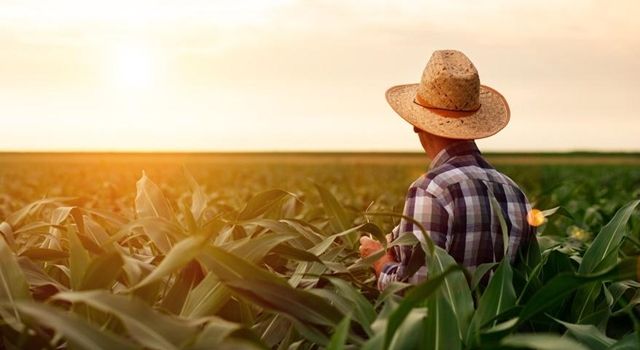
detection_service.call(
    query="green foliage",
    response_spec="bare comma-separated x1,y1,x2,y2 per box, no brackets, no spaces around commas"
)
0,160,639,349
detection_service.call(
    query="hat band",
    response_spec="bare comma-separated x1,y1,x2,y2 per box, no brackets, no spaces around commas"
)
414,93,481,113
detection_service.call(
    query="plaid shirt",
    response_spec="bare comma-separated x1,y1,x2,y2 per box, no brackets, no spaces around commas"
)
378,141,534,290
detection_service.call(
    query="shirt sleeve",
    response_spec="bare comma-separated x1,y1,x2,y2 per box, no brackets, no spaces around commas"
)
377,185,449,290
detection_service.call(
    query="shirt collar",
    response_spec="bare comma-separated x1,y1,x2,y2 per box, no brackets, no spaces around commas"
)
428,140,481,170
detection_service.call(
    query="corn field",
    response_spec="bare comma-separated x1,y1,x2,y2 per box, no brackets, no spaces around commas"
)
1,154,640,349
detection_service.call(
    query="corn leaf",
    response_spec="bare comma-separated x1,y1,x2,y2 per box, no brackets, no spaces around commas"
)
552,317,615,350
609,332,639,350
186,317,266,350
135,171,174,220
500,333,589,350
134,234,208,289
68,225,90,290
183,167,207,222
466,259,516,344
79,252,123,290
571,200,639,323
388,308,428,350
424,293,462,350
314,184,355,247
271,244,323,263
161,260,203,314
326,277,376,334
6,197,72,229
580,200,639,274
470,262,499,291
12,301,138,350
54,290,197,350
429,246,474,338
0,235,31,326
200,245,345,328
19,248,68,261
181,273,230,318
326,314,351,350
83,215,111,246
384,265,463,348
237,189,292,221
518,258,639,326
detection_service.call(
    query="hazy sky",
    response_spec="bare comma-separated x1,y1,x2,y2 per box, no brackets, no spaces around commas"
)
1,0,639,152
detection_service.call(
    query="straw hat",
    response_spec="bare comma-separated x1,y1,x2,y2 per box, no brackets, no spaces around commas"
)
386,50,510,139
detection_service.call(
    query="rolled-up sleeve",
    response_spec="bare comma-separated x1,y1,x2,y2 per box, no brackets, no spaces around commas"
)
377,185,449,290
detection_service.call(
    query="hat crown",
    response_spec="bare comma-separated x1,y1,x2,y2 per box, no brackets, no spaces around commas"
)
416,50,481,111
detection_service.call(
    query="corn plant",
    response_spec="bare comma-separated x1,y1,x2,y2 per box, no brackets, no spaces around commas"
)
0,170,639,349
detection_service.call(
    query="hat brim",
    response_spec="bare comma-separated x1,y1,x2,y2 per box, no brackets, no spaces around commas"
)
385,84,510,139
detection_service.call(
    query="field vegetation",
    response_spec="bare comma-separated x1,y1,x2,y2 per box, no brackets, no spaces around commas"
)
0,153,639,349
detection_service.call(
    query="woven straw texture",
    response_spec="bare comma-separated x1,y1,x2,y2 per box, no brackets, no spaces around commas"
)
386,50,510,139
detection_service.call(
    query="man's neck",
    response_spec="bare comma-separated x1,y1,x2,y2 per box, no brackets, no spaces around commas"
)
425,138,460,160
418,131,476,160
425,145,443,159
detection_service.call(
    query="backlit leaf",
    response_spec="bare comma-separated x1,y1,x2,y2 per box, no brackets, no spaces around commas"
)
135,171,174,220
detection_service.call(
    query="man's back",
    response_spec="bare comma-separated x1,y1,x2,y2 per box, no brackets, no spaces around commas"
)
378,141,534,289
369,50,534,290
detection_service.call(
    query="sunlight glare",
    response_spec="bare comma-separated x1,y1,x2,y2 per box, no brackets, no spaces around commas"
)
110,42,156,90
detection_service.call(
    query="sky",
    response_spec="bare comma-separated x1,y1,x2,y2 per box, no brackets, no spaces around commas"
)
1,0,639,152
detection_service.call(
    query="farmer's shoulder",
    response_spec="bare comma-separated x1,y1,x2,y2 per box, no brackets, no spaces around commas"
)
409,162,465,198
417,154,528,202
413,155,490,197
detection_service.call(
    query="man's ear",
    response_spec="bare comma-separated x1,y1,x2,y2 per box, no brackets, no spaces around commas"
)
417,129,431,154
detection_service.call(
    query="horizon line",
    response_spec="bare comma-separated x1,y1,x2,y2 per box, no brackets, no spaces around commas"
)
1,150,639,156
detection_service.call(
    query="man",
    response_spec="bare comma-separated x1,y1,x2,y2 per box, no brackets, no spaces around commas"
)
360,50,534,290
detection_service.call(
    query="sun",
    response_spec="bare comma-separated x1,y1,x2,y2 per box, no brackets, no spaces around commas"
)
109,42,157,90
